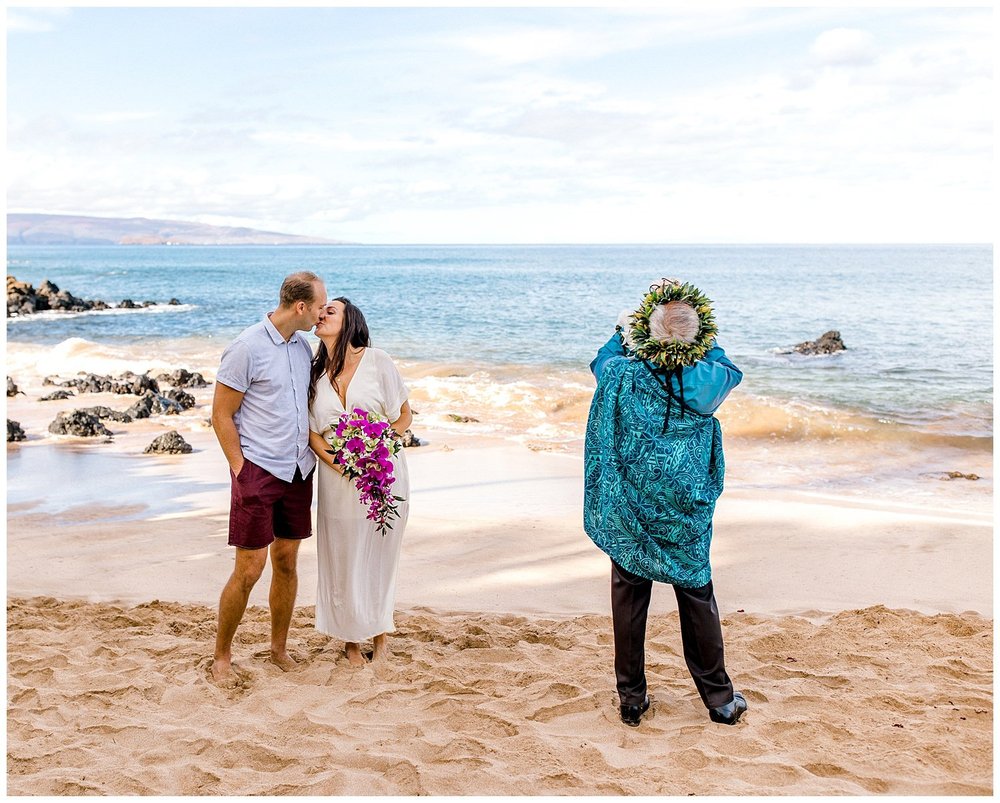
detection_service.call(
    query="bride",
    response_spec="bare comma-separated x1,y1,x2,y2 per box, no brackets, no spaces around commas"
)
307,297,412,665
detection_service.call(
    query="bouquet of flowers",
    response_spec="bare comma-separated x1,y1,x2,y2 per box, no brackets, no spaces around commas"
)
325,407,405,536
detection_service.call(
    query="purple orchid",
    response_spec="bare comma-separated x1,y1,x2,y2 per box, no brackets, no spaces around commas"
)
325,407,406,536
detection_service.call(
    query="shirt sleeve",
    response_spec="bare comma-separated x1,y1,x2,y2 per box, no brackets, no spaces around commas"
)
676,343,743,415
215,340,253,393
590,332,627,380
379,351,409,422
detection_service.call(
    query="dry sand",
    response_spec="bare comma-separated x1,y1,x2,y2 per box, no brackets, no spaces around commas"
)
5,373,994,796
6,598,991,796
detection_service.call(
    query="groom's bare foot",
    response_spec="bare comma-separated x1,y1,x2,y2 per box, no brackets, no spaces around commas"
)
269,649,298,672
211,658,240,688
372,634,389,662
346,642,367,667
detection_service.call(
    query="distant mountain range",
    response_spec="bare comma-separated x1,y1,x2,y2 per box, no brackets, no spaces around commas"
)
7,213,347,246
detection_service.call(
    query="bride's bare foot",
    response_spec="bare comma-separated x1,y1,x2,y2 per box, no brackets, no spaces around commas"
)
372,633,389,662
346,642,367,667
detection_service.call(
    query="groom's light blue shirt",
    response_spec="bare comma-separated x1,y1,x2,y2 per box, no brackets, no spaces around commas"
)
216,314,317,482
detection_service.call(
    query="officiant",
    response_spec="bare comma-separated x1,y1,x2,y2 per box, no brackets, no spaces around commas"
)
583,279,747,728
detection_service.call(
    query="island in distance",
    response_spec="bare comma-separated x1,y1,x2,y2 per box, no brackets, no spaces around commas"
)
7,213,349,246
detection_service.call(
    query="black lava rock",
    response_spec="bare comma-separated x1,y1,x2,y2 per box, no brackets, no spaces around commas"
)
793,330,847,355
7,419,27,442
47,371,160,396
126,390,186,419
143,430,193,454
39,390,76,401
155,368,209,389
76,405,134,423
48,410,113,437
7,275,110,317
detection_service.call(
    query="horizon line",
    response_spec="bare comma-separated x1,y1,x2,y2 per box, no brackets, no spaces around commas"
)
6,240,991,247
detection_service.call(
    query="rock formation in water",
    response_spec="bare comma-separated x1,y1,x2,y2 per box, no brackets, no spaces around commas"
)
48,410,113,438
7,275,182,318
44,371,161,396
794,331,847,355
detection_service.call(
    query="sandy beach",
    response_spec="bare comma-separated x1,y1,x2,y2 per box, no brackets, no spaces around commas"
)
5,354,993,795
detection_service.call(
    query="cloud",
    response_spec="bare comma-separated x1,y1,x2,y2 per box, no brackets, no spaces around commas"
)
6,7,69,33
5,8,993,243
810,28,876,66
75,111,160,125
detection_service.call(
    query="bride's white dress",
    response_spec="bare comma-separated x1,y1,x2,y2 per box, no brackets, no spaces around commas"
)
308,347,410,642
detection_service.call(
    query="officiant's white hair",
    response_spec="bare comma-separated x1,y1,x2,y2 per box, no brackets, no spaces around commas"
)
649,301,699,344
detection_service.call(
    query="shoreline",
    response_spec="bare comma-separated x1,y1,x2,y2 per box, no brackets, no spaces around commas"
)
5,337,992,616
6,430,992,617
5,335,994,445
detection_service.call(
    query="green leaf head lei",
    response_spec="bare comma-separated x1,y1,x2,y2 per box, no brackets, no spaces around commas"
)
620,279,718,371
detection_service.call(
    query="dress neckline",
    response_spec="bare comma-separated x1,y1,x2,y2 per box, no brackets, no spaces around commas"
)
331,347,368,409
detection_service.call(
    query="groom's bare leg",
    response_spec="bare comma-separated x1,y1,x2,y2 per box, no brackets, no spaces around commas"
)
214,547,268,684
268,537,301,670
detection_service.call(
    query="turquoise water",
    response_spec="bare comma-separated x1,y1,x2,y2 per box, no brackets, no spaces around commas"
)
6,244,993,437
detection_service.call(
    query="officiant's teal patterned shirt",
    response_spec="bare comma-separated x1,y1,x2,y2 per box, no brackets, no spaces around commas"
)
584,333,743,587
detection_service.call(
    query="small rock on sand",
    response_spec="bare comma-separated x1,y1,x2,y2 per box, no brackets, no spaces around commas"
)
143,431,193,454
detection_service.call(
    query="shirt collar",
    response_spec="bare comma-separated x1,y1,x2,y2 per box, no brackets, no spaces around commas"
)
264,313,299,345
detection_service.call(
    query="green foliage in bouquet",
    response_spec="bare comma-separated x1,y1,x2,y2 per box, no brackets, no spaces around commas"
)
626,281,717,370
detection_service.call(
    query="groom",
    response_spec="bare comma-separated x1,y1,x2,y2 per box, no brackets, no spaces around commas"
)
210,271,326,686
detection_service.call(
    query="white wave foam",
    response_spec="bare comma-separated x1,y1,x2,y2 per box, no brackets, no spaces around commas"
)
404,370,594,443
5,337,222,383
7,303,197,323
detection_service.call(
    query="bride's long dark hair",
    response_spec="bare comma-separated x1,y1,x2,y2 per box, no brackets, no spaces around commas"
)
309,297,371,406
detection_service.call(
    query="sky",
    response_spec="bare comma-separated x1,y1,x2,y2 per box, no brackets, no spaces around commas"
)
5,5,994,244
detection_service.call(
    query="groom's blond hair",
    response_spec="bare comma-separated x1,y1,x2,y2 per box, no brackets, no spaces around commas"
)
279,271,321,307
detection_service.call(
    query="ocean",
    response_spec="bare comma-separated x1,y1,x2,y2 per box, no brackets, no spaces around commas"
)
6,243,993,447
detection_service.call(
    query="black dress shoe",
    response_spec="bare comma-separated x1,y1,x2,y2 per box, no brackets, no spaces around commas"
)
709,691,747,725
620,696,650,727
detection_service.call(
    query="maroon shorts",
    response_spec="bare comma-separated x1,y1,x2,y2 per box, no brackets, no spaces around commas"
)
228,460,314,550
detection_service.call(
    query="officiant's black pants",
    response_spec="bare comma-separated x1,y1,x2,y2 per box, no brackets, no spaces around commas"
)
611,560,734,709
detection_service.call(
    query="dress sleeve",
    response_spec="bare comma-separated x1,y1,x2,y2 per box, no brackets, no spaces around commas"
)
308,391,322,434
379,351,409,422
215,340,253,393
